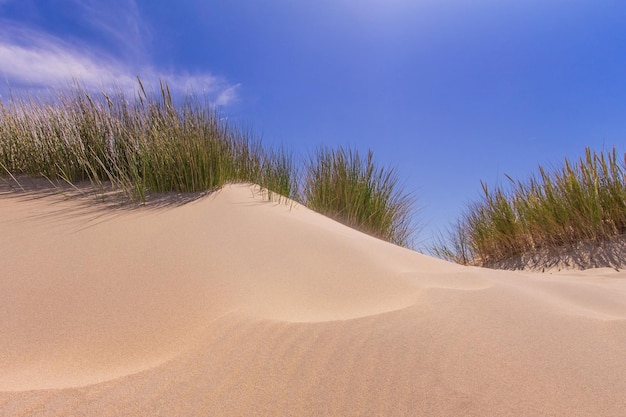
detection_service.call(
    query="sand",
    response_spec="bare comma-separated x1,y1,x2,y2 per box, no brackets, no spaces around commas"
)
1,182,625,416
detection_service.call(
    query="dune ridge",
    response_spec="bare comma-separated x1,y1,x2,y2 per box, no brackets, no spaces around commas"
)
1,183,625,416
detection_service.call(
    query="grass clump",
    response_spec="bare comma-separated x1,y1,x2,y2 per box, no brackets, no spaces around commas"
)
302,146,414,247
432,147,626,266
0,80,297,201
0,80,415,248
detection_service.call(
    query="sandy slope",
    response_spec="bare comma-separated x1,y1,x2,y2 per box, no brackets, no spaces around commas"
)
1,183,625,416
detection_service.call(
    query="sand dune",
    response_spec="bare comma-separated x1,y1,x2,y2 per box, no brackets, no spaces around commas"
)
1,183,625,416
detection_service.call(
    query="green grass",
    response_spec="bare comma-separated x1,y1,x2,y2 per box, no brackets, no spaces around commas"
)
0,80,414,248
0,80,297,201
303,146,414,247
432,148,626,266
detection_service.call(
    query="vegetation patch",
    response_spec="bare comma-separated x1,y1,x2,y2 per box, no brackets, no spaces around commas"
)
432,148,626,269
303,146,414,247
0,80,296,201
0,80,414,248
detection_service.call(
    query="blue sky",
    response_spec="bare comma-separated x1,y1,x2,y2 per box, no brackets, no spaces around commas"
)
1,0,625,247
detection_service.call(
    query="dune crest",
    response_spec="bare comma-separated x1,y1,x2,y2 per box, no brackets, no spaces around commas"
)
1,183,625,416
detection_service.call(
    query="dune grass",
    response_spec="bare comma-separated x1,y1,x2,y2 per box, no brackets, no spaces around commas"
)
432,148,626,266
0,80,297,201
303,146,414,247
0,80,414,247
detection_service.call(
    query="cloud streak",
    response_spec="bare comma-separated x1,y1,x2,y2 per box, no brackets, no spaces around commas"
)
66,0,151,63
0,3,239,106
0,25,133,89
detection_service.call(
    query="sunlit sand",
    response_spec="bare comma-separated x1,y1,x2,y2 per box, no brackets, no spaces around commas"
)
1,183,625,416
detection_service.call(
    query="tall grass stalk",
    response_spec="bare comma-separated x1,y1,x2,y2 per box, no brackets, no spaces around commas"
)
433,148,626,265
302,146,415,247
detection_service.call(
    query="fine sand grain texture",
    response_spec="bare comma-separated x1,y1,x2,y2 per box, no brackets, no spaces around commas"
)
1,183,625,416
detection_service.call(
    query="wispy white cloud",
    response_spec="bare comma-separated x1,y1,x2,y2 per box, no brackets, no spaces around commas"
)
153,73,241,105
66,0,151,63
214,84,241,107
0,24,135,90
0,3,239,106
